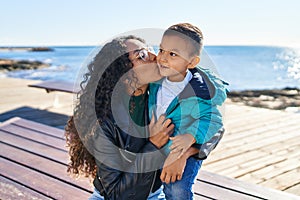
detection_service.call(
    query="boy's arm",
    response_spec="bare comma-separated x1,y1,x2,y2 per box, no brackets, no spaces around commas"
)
161,147,199,184
186,101,223,145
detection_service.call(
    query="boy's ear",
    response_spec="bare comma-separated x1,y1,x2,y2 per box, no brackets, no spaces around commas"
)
188,56,200,69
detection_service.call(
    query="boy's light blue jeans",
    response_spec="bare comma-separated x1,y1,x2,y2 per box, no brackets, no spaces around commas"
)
163,157,202,200
88,185,165,200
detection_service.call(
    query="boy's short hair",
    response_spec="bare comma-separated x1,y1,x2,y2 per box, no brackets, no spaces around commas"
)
164,23,203,56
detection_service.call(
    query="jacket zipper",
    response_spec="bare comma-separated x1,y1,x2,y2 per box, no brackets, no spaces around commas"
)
148,170,157,197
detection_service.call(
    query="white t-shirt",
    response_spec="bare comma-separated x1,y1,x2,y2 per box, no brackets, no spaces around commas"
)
156,70,192,118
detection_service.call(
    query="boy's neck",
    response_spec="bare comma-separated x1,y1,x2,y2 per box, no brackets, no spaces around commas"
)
167,71,188,82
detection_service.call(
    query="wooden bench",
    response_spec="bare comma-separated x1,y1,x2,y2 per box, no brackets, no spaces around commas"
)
28,81,80,107
28,80,80,94
1,117,299,200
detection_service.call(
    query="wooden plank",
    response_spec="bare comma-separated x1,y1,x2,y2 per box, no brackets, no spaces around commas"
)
0,142,93,192
0,158,91,200
6,117,65,136
0,122,66,151
238,157,300,184
261,168,300,191
28,81,79,94
193,194,212,200
285,183,300,196
1,130,68,164
194,179,259,200
0,108,69,129
205,131,299,178
206,129,300,166
205,150,270,173
214,124,300,156
0,175,51,200
219,154,285,178
222,116,300,145
224,110,279,129
197,170,300,200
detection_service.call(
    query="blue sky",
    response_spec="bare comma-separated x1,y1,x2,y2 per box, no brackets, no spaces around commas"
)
1,0,299,47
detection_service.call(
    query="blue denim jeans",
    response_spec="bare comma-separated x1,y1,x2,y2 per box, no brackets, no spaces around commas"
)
163,157,202,200
88,185,165,200
88,188,104,200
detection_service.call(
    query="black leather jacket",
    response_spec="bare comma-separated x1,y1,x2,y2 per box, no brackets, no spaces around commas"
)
92,94,165,200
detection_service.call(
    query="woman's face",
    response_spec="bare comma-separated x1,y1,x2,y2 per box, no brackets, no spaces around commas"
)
125,39,162,86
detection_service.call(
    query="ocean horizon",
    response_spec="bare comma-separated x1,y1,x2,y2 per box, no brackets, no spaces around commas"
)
1,45,299,91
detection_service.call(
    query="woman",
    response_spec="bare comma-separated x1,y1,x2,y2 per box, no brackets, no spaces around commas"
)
65,35,174,200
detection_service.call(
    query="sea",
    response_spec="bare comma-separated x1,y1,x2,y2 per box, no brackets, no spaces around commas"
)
1,46,299,91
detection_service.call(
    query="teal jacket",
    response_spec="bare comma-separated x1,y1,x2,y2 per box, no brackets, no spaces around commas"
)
148,66,228,155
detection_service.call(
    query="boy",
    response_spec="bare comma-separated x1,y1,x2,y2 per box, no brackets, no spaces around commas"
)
148,23,228,199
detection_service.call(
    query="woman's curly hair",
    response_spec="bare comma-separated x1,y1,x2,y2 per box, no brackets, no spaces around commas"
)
65,35,145,179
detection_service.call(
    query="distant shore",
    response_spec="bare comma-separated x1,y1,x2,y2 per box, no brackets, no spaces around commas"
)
0,55,299,112
0,47,54,52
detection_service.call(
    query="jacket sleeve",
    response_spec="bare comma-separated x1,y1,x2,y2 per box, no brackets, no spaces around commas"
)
93,120,164,200
191,127,225,160
186,101,223,144
185,100,224,159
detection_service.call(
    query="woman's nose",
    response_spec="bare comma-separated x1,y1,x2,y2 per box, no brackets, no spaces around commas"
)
148,52,156,62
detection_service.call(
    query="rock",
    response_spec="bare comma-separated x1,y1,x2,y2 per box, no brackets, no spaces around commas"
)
0,59,50,72
259,95,274,101
29,47,54,52
228,88,300,110
0,47,54,52
285,107,300,113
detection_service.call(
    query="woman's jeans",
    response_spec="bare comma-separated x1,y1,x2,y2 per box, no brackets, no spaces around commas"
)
88,185,165,200
163,157,202,200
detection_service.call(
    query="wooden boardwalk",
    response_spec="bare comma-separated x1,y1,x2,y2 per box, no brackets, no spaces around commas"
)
1,117,298,200
1,77,300,199
202,102,300,196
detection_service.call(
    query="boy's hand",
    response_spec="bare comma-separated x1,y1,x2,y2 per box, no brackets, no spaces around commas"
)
160,152,187,184
149,114,174,148
161,147,199,184
170,134,196,158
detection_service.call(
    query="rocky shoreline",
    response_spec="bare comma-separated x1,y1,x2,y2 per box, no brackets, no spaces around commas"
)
228,88,300,111
0,47,54,52
0,47,53,72
0,59,50,72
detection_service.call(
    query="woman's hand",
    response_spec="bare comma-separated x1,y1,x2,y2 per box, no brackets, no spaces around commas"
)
149,114,174,148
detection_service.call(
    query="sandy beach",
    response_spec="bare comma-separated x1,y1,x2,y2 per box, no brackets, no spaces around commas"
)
0,77,300,197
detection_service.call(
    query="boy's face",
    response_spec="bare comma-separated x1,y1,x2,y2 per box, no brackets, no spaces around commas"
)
157,34,196,82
